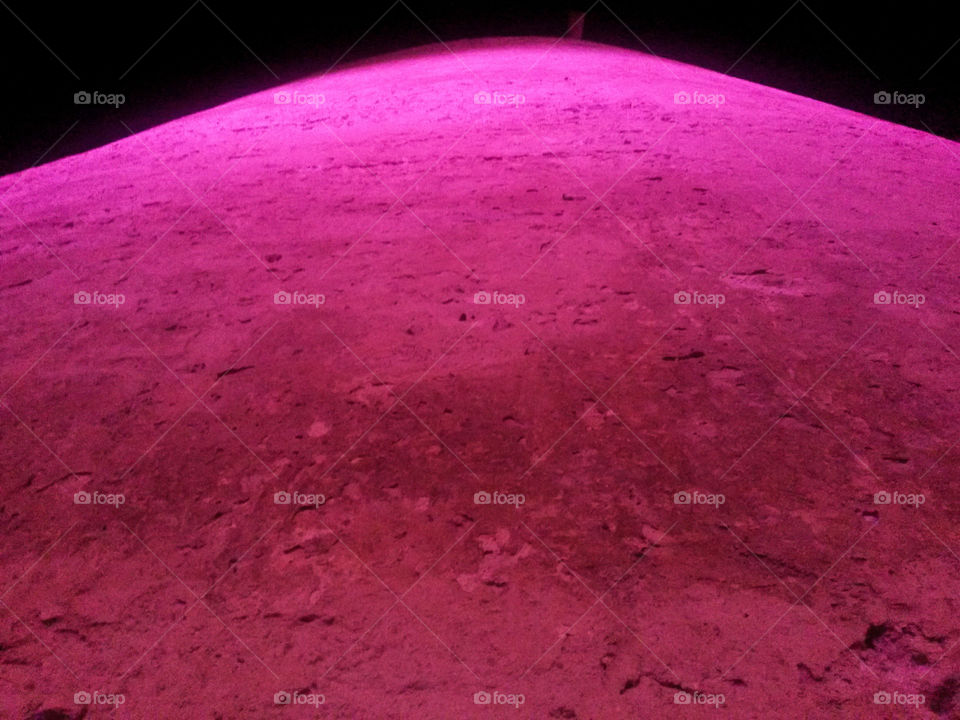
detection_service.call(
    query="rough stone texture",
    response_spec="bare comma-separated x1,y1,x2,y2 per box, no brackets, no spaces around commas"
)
1,38,959,719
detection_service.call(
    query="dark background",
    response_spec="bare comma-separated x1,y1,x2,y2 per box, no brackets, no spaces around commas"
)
0,0,956,176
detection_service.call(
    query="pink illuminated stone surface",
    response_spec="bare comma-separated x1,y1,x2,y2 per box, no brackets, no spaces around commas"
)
1,38,959,719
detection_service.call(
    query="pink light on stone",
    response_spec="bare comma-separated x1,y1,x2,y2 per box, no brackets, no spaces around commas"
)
1,37,959,720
